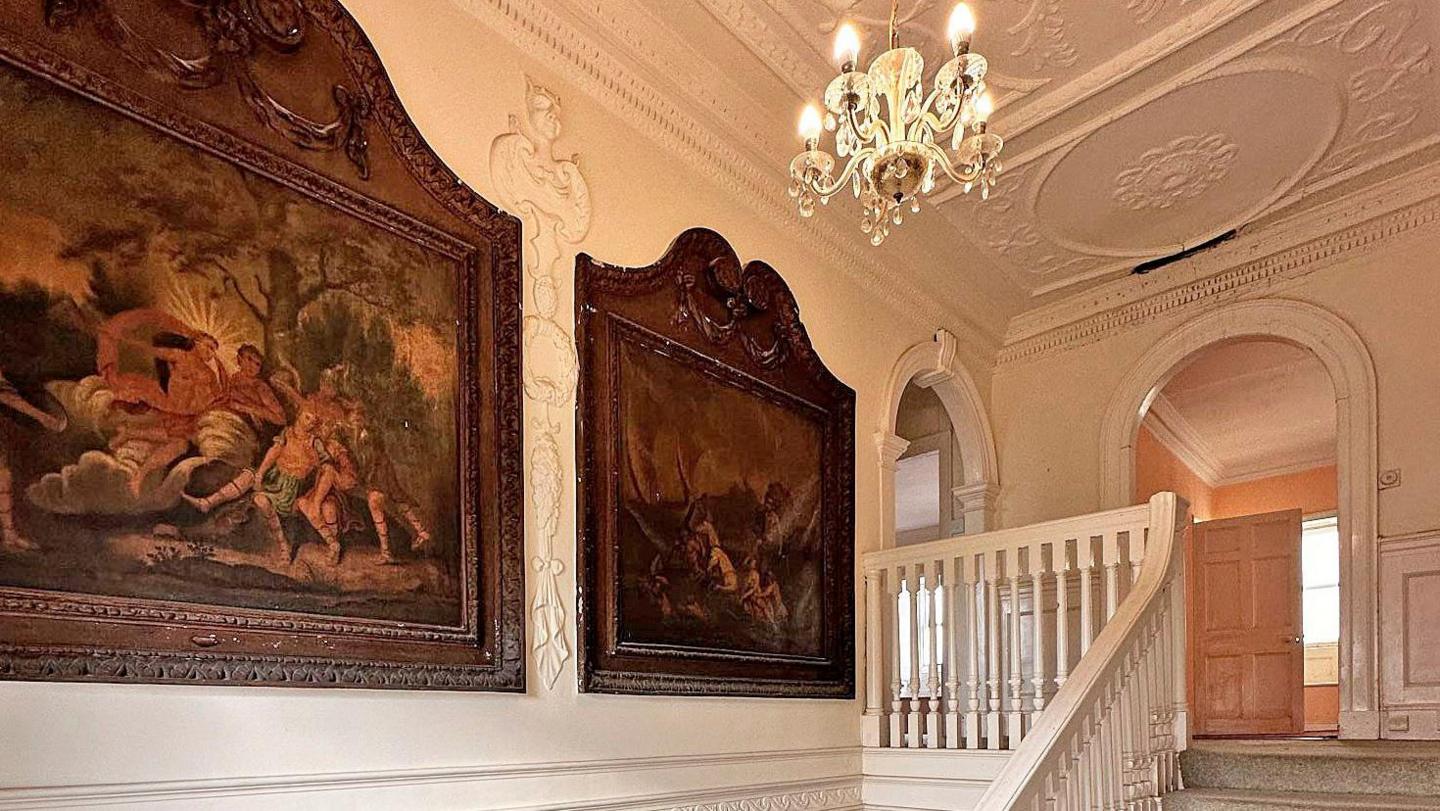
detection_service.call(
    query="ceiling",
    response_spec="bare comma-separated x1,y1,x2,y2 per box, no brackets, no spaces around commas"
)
520,0,1440,333
1144,339,1337,485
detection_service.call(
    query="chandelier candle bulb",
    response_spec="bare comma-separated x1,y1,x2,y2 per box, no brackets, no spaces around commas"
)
833,22,861,73
947,3,975,55
798,105,823,148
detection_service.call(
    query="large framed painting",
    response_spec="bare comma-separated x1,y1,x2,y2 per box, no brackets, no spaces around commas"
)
576,229,855,697
0,0,524,690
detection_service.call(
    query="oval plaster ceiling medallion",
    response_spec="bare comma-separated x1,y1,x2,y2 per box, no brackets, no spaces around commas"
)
1033,70,1343,258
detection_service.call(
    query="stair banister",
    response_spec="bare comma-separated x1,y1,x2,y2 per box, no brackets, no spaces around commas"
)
973,492,1189,810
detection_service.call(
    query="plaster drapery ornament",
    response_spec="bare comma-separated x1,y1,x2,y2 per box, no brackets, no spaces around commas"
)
490,76,592,690
1112,132,1239,211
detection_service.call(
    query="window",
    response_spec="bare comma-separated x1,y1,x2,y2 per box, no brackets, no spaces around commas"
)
1301,515,1340,644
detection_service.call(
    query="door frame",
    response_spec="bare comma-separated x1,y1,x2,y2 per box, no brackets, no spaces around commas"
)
1099,299,1379,739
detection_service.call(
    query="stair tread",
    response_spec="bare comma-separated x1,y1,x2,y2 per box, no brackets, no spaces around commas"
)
1180,741,1440,796
1170,787,1440,809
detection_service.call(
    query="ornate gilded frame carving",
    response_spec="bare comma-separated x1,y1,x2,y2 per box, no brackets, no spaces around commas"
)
0,0,524,691
576,228,855,698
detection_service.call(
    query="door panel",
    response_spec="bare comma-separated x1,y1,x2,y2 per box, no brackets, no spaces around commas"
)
1190,509,1305,736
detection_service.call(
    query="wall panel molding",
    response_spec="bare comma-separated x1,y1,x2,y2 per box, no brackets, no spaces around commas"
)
0,747,861,811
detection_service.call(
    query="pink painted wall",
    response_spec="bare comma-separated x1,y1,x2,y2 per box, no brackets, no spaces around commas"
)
1211,465,1338,520
1134,426,1215,520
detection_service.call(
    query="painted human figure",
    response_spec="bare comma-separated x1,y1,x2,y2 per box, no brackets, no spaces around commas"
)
0,368,67,552
302,408,432,564
249,409,343,563
98,310,227,495
221,344,285,429
740,555,788,628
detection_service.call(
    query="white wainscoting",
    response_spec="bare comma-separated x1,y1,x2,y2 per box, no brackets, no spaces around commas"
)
861,747,1008,811
0,747,861,811
1379,530,1440,740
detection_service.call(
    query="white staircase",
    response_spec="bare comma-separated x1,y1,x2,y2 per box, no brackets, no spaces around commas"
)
859,492,1191,810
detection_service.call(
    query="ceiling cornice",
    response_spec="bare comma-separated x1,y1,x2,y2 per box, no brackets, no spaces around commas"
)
1213,456,1337,488
997,158,1440,367
448,0,1004,362
1143,394,1224,487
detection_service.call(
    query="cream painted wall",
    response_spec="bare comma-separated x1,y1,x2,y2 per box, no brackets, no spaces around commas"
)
0,2,982,808
993,229,1440,541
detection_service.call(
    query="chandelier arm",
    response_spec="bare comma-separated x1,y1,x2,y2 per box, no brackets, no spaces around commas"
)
921,142,982,186
915,89,962,140
807,147,877,198
846,102,888,145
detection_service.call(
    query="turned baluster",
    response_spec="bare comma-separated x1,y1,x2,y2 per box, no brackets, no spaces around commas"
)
906,562,924,748
1103,530,1121,623
985,551,1003,749
964,553,982,749
925,559,943,748
1078,535,1098,655
944,555,963,749
887,564,906,747
1055,538,1071,693
1030,540,1049,715
1006,546,1025,748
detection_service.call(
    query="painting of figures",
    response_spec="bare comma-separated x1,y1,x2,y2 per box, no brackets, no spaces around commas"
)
619,341,825,658
577,228,854,698
0,59,462,628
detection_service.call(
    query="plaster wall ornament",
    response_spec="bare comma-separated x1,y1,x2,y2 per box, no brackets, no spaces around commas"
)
489,76,592,690
670,784,862,811
1112,132,1240,211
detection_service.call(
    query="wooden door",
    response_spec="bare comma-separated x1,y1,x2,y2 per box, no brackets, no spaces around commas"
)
1189,509,1305,736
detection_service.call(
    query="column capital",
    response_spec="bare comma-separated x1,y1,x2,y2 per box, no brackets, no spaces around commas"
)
874,431,911,469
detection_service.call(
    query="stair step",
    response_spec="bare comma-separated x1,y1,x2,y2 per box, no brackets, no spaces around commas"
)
1165,788,1440,810
1181,740,1440,797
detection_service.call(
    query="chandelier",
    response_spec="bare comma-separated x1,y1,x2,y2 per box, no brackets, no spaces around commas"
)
787,1,1004,245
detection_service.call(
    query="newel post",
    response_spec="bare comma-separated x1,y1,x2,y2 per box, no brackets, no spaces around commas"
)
1147,492,1190,749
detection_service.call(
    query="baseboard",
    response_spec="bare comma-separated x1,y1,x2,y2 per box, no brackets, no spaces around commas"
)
0,747,862,811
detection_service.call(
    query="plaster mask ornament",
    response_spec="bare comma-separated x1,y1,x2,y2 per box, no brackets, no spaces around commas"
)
489,77,592,252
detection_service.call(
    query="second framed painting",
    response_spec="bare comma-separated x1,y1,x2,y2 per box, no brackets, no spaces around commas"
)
576,228,855,698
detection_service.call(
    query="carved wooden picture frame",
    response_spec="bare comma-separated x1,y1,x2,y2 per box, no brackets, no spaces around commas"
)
576,229,855,697
0,0,524,690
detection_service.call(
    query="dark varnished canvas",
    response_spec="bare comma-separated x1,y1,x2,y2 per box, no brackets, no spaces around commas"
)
577,228,855,697
0,0,524,690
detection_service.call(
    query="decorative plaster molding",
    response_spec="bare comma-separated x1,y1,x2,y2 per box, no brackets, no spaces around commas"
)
1112,133,1239,211
489,76,592,690
667,784,861,811
1141,395,1224,486
875,432,912,469
1007,0,1078,71
450,0,1002,360
1127,0,1193,25
998,161,1440,366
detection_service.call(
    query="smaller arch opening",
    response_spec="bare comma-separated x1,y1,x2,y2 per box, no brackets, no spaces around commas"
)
893,381,964,545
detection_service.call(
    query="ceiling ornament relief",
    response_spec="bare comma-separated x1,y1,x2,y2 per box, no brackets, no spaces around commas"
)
1262,0,1434,178
1127,0,1193,26
1112,132,1239,211
1005,0,1077,71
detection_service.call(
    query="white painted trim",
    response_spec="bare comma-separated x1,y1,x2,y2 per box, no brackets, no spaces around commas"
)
0,748,862,811
1212,457,1336,488
1142,394,1224,486
877,330,1001,541
1098,298,1380,739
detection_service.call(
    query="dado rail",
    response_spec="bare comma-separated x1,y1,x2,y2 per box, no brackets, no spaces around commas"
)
860,492,1190,809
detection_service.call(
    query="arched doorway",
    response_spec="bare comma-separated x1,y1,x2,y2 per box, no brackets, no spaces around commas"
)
1100,299,1379,739
877,329,1000,546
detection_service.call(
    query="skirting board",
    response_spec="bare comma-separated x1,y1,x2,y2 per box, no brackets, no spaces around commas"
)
0,748,862,811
